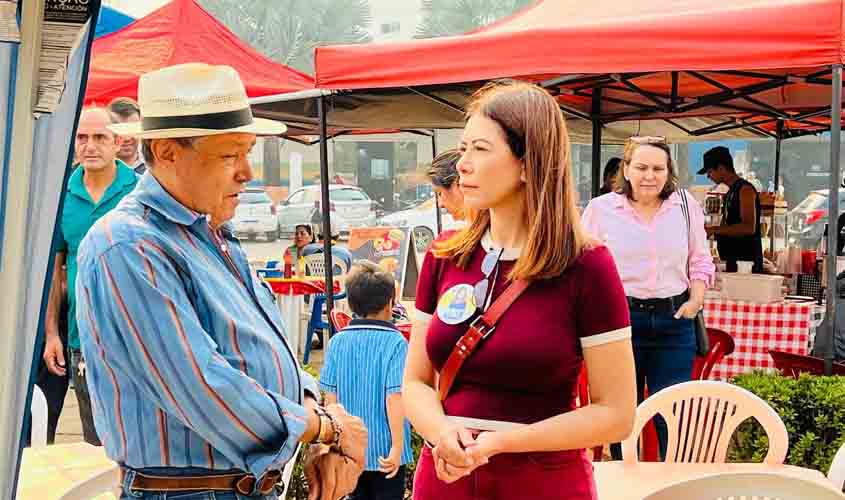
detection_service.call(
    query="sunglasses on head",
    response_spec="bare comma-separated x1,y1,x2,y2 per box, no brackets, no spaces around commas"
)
629,136,667,145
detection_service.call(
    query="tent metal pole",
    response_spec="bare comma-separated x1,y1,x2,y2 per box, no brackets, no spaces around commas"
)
824,64,842,374
591,88,603,198
771,120,783,255
317,96,335,334
432,132,443,235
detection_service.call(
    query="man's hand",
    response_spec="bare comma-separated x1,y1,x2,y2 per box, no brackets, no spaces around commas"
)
378,446,402,479
304,444,331,500
43,334,66,376
325,403,367,467
312,450,364,500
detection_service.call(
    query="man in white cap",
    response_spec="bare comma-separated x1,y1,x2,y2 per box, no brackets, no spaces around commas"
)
75,63,366,500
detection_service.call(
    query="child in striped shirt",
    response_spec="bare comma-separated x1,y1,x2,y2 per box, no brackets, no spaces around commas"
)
319,261,413,500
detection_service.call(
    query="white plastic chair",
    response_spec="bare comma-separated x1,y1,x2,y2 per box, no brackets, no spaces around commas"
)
302,253,349,278
644,471,845,500
58,466,119,500
828,440,845,490
621,381,788,464
30,385,48,447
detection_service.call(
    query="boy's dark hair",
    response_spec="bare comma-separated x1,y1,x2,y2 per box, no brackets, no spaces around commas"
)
346,261,396,318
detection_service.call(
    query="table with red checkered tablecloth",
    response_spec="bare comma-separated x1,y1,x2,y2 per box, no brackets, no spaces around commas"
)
703,297,814,380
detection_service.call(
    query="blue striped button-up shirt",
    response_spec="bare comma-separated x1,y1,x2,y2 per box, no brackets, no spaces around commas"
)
75,173,318,478
319,319,413,470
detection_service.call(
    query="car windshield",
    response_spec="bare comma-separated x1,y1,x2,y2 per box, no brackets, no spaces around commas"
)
240,191,271,204
330,189,368,202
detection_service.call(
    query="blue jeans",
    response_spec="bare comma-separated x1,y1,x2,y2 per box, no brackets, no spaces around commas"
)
610,310,696,460
119,467,279,499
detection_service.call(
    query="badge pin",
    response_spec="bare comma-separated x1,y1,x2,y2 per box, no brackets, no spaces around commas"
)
436,284,477,325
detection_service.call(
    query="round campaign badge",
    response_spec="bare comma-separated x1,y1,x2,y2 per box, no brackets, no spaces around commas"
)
436,283,477,325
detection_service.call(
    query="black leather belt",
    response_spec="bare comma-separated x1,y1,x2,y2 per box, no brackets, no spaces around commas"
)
627,291,689,314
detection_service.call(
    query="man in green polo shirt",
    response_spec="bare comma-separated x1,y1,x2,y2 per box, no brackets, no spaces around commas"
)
43,107,138,446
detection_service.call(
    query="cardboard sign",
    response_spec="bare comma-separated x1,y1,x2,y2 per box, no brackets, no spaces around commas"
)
347,227,419,299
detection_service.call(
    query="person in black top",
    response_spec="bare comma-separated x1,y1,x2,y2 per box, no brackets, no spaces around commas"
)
700,146,763,273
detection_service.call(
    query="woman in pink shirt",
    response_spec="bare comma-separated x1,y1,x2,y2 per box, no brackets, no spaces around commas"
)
581,137,714,460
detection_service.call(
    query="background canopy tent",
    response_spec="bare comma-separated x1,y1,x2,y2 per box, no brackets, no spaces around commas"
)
94,5,134,39
253,0,845,142
84,0,314,105
251,0,845,370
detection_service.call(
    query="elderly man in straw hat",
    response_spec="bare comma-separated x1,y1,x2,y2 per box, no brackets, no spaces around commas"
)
75,63,367,500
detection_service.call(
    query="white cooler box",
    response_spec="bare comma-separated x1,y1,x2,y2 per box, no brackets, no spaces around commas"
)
721,273,784,302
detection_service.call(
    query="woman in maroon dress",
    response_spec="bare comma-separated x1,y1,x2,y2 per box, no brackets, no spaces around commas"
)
403,81,637,500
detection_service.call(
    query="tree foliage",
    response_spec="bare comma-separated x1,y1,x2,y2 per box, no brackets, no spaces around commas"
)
416,0,534,38
199,0,372,73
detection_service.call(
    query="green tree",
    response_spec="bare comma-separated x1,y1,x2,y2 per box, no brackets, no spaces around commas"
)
416,0,534,38
198,0,372,74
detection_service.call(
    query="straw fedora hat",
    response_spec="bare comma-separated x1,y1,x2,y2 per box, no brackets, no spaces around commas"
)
108,63,286,139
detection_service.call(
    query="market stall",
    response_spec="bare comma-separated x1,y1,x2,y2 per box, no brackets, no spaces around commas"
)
251,0,845,369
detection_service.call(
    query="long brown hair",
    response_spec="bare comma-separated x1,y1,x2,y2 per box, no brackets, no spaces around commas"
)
434,81,589,281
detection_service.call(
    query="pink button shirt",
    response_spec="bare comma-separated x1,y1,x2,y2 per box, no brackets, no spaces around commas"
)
581,191,715,300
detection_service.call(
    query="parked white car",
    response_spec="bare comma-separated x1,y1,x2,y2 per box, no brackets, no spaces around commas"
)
232,189,279,241
278,185,377,238
379,197,464,253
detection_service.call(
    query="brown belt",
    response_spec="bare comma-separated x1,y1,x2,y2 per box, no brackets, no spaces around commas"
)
120,468,282,496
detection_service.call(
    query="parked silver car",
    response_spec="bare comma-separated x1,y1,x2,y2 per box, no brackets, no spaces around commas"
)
277,185,377,238
232,189,279,241
379,197,464,253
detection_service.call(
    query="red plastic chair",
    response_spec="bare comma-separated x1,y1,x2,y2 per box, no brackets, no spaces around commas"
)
769,350,845,378
396,322,411,341
641,328,735,461
329,310,352,332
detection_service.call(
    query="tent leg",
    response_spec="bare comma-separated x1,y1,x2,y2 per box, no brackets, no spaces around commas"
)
317,96,335,336
591,88,603,199
432,132,442,235
771,120,783,255
824,64,842,373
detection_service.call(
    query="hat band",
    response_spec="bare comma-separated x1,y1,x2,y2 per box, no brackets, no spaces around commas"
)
142,107,253,132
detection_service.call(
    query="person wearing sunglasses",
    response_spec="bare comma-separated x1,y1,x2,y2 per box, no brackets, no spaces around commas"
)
405,81,636,500
581,136,715,460
427,149,465,221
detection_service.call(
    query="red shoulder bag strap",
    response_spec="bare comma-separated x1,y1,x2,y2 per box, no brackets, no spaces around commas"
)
437,279,531,401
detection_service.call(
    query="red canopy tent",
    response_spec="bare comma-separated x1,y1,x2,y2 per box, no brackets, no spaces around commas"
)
84,0,314,105
311,0,845,136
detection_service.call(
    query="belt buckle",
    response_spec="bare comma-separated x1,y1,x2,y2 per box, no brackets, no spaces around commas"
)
469,316,496,339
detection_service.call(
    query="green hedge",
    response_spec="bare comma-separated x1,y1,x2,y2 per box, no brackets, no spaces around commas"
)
729,372,845,473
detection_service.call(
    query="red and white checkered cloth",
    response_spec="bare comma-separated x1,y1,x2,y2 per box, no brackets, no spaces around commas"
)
703,298,813,381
